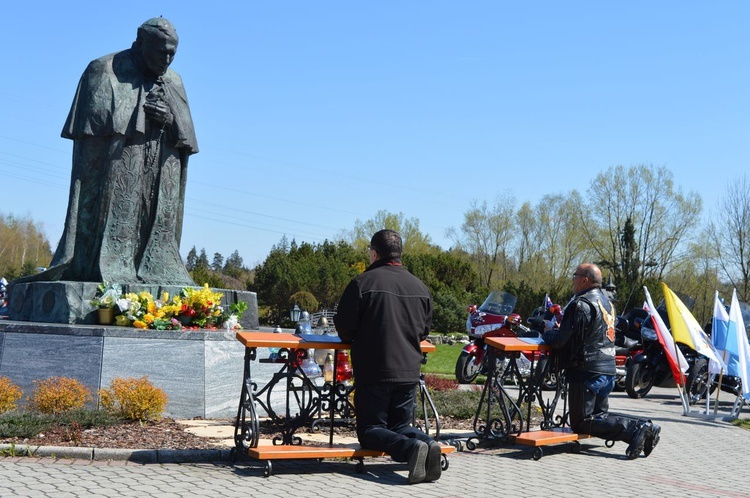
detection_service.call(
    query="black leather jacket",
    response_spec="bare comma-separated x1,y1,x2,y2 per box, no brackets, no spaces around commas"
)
334,258,432,384
543,287,616,375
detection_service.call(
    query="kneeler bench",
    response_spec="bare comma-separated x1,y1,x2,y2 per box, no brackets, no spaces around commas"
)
242,442,455,477
511,428,591,460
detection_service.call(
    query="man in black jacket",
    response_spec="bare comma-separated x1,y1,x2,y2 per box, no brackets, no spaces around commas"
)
543,263,661,459
335,229,441,484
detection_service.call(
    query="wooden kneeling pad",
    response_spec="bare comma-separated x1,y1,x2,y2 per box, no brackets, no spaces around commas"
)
512,428,591,447
246,442,455,460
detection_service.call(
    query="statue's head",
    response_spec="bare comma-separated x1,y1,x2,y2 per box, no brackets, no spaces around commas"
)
134,17,179,78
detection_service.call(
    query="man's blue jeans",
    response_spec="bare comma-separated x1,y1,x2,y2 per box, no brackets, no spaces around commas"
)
585,373,615,418
567,370,640,442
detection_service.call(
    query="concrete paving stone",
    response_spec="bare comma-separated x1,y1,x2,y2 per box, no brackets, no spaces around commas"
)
1,387,750,496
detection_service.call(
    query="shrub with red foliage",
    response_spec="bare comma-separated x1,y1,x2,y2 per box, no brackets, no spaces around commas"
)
423,374,458,391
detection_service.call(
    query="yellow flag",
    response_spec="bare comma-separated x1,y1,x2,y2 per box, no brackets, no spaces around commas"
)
661,283,725,368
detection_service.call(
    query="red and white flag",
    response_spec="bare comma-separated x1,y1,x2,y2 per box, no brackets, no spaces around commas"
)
643,286,689,386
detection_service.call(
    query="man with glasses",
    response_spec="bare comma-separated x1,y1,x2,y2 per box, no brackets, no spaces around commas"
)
543,263,661,459
335,229,441,484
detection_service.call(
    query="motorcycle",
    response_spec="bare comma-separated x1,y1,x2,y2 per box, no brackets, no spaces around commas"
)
613,308,647,391
0,277,7,317
625,304,699,399
456,291,555,389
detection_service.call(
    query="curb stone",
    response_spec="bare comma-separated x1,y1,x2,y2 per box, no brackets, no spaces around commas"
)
1,444,230,463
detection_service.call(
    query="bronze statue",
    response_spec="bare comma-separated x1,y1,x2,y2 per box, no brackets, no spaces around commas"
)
46,17,198,285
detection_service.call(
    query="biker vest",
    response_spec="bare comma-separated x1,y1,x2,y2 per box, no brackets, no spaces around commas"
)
571,288,617,375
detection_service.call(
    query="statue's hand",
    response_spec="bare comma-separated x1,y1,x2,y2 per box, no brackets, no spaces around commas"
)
144,100,174,126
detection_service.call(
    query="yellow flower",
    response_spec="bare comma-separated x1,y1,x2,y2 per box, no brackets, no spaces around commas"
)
115,315,131,326
133,320,148,329
143,313,155,324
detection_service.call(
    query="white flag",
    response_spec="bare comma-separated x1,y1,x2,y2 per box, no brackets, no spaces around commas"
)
728,289,750,398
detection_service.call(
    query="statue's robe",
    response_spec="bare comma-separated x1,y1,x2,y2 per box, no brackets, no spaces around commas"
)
50,48,198,285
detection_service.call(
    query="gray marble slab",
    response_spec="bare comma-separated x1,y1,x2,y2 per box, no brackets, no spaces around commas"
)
0,332,103,409
0,323,306,419
100,337,205,419
203,339,245,418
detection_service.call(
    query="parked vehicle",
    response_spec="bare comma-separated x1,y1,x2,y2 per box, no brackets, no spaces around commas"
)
613,308,647,391
456,291,553,388
0,277,7,317
625,303,699,399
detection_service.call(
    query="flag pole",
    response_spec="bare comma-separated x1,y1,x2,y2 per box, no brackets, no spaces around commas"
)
672,340,690,414
713,351,728,416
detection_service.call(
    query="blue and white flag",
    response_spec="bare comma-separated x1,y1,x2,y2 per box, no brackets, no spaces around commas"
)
728,289,750,398
710,291,730,375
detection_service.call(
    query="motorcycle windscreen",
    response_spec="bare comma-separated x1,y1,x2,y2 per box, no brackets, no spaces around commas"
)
479,291,517,316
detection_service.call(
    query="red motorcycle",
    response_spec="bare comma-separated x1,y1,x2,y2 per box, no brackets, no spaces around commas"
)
613,308,647,391
456,291,554,388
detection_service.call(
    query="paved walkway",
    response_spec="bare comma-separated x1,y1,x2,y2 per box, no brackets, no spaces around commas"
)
1,387,749,497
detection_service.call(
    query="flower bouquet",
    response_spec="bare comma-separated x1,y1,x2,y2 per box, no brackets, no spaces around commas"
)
89,282,121,309
111,284,246,331
90,282,122,324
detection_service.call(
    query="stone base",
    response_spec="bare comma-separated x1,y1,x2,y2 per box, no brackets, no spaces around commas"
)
7,281,259,330
0,322,285,419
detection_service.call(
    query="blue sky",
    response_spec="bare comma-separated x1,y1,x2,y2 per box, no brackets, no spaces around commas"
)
1,2,748,268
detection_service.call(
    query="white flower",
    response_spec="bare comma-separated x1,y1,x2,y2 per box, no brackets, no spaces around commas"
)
116,298,131,313
224,314,239,331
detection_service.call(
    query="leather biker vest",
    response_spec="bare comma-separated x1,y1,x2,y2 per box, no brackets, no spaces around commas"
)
574,288,617,375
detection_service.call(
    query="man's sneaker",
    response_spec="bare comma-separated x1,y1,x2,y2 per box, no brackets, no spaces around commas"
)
644,424,661,457
407,441,428,484
626,422,651,460
424,441,442,482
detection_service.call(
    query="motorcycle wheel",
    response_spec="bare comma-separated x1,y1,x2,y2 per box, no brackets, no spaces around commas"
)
686,358,717,405
625,361,654,399
455,351,482,384
613,375,626,392
534,356,558,391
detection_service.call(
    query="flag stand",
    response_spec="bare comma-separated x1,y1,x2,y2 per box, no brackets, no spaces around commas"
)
727,395,749,420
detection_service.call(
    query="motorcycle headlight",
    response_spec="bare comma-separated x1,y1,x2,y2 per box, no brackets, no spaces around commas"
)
475,324,504,335
641,327,658,341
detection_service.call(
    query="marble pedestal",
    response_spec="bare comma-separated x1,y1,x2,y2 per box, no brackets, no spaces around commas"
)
0,322,285,419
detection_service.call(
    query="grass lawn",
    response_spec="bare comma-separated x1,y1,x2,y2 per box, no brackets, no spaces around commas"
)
422,343,465,376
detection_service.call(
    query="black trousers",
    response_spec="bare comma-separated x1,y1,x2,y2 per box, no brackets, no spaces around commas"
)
567,375,641,443
354,382,433,462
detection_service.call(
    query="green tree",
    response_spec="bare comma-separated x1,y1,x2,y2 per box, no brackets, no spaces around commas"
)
252,238,364,325
515,192,592,300
403,252,479,333
224,250,245,279
347,210,436,255
190,265,224,288
0,213,53,280
581,164,702,311
212,252,224,272
185,246,197,271
447,198,515,288
196,249,210,269
710,174,750,301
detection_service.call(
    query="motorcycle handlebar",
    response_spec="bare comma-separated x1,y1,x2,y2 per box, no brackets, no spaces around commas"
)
514,322,542,338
